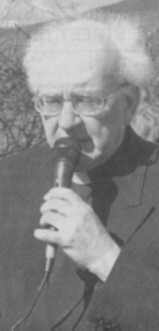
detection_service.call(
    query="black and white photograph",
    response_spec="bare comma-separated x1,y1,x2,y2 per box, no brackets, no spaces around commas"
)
1,1,159,330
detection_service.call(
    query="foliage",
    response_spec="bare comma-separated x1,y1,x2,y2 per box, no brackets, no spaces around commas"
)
0,31,44,158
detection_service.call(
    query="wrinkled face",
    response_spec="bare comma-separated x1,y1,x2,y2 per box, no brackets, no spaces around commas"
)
34,47,138,171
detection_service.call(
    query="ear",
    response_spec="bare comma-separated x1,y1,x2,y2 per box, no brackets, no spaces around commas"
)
122,84,140,124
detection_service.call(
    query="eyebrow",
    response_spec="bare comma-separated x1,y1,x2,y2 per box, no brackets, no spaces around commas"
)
43,89,108,98
44,93,63,100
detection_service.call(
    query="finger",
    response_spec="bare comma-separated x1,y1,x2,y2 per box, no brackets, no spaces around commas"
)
40,198,69,214
44,187,81,203
34,228,61,245
40,211,65,228
44,187,68,200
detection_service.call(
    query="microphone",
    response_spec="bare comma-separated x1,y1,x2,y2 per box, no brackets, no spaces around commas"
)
45,137,81,273
52,137,81,187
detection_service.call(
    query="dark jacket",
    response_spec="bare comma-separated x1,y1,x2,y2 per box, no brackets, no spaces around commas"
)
1,127,159,331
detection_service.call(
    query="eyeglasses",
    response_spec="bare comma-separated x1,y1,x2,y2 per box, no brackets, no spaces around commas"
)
33,92,117,118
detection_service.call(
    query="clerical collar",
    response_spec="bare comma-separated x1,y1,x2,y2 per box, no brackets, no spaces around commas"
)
89,126,158,182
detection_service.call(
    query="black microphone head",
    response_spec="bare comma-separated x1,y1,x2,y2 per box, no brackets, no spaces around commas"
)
52,137,81,187
54,137,81,159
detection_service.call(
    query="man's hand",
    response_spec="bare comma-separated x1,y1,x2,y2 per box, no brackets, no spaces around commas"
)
34,187,121,281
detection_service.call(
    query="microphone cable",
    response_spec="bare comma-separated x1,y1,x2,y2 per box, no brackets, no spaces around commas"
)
10,255,55,331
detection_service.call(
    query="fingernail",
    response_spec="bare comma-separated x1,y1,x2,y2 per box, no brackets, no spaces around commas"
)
34,229,41,239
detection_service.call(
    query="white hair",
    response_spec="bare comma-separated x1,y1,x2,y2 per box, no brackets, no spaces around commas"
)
23,15,153,94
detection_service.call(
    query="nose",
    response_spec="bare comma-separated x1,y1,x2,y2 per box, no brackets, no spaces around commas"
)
58,101,81,132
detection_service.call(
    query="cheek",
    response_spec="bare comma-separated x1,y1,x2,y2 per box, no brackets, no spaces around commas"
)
84,107,126,153
84,117,110,148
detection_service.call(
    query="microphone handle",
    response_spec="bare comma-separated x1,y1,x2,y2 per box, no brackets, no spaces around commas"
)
45,158,76,272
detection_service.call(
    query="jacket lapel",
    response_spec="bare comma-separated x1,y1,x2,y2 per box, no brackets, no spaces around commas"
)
107,166,155,243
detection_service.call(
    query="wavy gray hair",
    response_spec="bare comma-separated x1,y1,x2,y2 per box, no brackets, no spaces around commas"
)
23,15,153,94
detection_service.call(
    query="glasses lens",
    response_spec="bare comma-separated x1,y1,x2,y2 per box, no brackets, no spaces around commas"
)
74,95,105,116
37,96,62,116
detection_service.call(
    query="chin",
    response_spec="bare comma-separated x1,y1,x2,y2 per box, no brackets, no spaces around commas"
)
76,149,109,172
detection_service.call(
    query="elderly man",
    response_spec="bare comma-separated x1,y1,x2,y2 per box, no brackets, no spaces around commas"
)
19,15,159,330
15,17,159,331
1,14,159,331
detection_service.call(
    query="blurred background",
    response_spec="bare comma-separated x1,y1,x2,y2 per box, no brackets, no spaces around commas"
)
0,0,159,159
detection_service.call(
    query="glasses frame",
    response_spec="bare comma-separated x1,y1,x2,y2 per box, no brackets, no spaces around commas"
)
33,84,130,118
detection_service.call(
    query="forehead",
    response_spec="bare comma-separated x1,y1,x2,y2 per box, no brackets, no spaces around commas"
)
38,48,118,95
35,22,119,95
